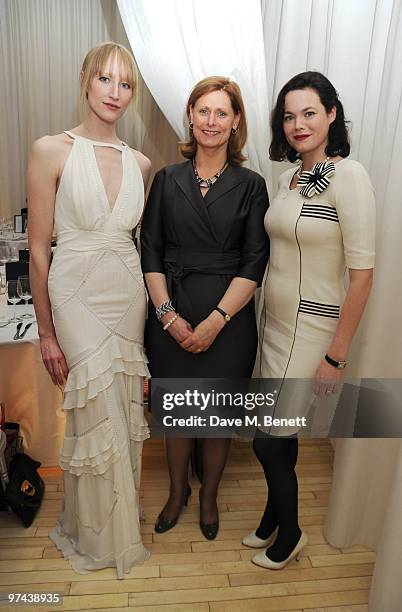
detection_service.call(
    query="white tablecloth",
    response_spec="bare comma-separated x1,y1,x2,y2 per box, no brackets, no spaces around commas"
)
0,305,65,466
0,235,28,250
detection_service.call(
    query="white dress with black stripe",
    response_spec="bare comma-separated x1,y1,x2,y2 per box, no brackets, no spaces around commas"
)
256,158,375,435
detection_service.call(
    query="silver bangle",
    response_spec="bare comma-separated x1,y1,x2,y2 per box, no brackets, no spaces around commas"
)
156,299,175,320
163,314,179,331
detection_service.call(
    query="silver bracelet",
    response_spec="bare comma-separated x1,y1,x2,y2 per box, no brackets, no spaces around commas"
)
163,313,179,331
156,299,175,320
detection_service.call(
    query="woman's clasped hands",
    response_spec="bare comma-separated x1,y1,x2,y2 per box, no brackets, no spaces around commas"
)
163,310,225,354
161,312,193,344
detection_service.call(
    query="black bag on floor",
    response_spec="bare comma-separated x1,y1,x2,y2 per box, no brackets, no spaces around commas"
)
5,453,45,527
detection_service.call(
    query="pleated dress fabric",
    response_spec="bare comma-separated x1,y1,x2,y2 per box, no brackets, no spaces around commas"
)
255,159,376,436
47,132,150,578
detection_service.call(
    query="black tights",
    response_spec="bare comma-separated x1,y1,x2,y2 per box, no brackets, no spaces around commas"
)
161,437,231,524
253,433,301,561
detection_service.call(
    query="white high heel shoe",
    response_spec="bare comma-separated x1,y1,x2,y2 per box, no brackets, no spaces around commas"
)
252,531,308,570
242,526,278,548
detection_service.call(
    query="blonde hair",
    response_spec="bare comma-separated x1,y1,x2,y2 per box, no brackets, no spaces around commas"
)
180,76,247,166
79,42,138,118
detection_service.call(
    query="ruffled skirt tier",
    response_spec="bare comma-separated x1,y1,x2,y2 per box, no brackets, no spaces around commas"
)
48,249,150,578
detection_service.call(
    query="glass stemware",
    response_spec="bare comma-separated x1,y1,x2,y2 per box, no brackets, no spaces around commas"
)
17,275,33,319
6,280,21,323
9,246,19,262
0,273,9,326
0,246,10,265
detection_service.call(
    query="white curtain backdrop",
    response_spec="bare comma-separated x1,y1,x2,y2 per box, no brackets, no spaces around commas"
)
261,0,402,377
0,0,180,218
117,0,271,180
325,439,402,612
259,3,402,610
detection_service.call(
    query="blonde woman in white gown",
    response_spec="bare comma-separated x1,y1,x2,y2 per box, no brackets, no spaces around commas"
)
28,42,151,577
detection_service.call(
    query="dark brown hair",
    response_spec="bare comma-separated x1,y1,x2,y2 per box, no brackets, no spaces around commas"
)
270,71,350,162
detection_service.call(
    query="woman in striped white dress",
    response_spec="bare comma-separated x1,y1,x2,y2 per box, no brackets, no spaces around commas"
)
244,72,375,570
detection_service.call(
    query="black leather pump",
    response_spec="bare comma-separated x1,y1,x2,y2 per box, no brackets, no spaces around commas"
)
154,483,192,534
199,517,219,540
199,489,219,540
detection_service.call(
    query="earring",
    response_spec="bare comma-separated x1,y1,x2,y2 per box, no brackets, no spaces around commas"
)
189,122,194,130
231,126,238,135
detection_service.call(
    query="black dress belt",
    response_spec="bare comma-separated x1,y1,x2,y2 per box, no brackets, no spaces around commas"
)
163,247,241,317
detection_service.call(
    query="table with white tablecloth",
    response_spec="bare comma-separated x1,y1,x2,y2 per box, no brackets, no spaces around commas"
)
0,305,65,466
0,235,28,251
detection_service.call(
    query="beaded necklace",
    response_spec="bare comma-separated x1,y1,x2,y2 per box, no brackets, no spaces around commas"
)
193,160,228,188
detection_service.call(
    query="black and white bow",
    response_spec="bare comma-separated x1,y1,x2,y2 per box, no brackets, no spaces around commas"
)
297,160,335,198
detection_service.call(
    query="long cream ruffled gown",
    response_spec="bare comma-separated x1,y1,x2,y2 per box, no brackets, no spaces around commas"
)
47,131,150,577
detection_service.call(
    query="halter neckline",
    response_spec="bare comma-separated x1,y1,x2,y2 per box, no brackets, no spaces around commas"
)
64,130,127,151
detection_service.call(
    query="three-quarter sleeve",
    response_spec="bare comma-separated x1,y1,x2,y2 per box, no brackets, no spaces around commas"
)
140,169,166,273
335,160,376,269
236,175,270,286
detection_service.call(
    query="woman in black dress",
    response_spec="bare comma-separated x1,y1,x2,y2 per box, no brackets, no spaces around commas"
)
141,76,269,539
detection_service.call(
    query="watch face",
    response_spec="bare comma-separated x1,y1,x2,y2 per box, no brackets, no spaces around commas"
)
224,314,231,322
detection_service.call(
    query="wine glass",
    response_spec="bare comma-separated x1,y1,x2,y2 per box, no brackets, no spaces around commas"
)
0,273,9,326
17,275,33,319
3,217,13,239
9,246,19,262
6,280,21,322
0,246,9,265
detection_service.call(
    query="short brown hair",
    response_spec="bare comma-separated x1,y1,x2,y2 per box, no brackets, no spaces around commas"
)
180,76,247,166
79,42,138,119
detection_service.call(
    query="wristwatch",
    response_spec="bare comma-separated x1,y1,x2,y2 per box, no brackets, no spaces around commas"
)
214,306,231,322
325,353,347,369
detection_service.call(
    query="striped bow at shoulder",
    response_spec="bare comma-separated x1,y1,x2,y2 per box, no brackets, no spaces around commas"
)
297,160,335,198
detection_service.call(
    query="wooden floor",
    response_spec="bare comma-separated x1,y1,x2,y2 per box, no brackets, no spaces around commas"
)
0,438,374,612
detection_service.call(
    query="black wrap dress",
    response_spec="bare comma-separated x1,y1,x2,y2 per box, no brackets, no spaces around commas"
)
141,160,269,378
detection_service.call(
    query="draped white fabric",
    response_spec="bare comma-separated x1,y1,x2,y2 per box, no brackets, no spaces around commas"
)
0,0,180,218
260,3,402,610
354,0,402,377
262,0,402,377
117,0,271,179
325,439,402,612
